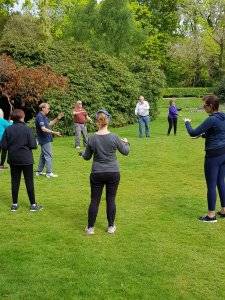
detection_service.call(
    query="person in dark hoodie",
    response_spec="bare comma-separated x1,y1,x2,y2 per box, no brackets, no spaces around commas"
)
184,95,225,223
1,109,43,212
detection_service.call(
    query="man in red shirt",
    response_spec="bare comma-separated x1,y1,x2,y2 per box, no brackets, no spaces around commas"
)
73,101,91,149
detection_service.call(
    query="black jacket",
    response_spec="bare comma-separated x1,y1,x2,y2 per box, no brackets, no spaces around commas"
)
1,121,37,165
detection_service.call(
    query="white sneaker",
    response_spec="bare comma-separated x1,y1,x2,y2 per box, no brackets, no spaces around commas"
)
46,172,58,178
107,225,116,234
36,171,46,176
76,146,81,149
85,227,94,235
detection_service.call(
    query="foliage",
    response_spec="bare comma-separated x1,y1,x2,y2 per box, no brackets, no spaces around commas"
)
43,42,142,134
0,54,67,107
0,0,16,15
162,87,213,98
0,14,48,66
215,77,225,102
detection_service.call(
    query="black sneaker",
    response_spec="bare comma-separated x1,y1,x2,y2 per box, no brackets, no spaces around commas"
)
30,204,43,212
199,215,217,223
11,204,18,212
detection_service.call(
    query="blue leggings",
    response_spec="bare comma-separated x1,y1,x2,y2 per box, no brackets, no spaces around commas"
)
204,153,225,211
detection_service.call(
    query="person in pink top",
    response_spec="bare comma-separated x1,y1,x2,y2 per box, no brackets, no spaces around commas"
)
72,101,92,149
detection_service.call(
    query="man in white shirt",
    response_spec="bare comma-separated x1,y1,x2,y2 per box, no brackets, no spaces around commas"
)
135,95,150,138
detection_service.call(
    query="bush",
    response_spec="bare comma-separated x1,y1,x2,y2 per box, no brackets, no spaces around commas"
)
215,77,225,102
161,87,214,98
0,23,164,134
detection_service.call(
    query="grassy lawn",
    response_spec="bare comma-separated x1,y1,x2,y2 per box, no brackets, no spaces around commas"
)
1,98,225,299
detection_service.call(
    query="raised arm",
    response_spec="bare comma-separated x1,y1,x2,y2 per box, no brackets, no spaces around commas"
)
185,117,213,137
49,112,64,127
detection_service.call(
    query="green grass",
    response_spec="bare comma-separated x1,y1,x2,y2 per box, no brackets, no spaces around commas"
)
1,98,225,299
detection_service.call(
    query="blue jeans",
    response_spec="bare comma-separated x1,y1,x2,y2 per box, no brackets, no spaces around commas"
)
204,153,225,211
37,142,53,174
138,116,150,137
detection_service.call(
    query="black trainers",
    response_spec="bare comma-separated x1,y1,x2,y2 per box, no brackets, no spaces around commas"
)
199,215,217,223
11,204,18,212
30,204,43,212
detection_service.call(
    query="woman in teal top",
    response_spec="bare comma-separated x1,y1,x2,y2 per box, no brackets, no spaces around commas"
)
0,108,12,169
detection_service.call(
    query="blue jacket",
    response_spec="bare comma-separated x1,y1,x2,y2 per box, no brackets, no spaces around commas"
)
185,112,225,150
0,118,11,141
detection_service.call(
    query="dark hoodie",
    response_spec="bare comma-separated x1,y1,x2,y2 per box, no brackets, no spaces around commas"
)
185,112,225,151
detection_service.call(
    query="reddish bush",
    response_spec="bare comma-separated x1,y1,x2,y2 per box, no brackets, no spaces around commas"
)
0,54,68,105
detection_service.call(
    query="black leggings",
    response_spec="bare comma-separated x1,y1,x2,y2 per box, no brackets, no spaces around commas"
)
0,147,7,166
88,172,120,228
167,117,177,135
10,164,35,205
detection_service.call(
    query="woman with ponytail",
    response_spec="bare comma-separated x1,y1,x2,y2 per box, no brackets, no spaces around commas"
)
80,110,130,234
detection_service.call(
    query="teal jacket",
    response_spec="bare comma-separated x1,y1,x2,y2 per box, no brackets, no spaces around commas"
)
0,118,12,141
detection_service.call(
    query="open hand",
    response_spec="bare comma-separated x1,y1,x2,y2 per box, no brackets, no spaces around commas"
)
54,131,62,137
184,118,191,123
121,138,129,143
57,112,64,120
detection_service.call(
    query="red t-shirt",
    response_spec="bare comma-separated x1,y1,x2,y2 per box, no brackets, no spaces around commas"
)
73,108,87,124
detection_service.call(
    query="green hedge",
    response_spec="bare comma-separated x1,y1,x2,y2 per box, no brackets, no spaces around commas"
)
161,87,214,98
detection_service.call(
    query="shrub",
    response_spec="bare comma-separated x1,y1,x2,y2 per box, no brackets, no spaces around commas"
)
161,87,214,98
215,77,225,102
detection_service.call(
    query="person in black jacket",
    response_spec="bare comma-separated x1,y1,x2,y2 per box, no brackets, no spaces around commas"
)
1,109,42,212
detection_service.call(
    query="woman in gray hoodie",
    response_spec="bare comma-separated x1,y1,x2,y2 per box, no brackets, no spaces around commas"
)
184,95,225,223
81,110,130,234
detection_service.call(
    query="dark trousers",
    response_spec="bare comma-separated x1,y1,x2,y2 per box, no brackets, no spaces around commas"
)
204,153,225,211
0,147,7,166
88,172,120,228
10,164,35,205
167,117,177,135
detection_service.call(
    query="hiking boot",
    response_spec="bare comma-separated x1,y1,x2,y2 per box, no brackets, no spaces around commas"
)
30,204,43,212
199,215,217,223
46,172,58,178
11,204,18,212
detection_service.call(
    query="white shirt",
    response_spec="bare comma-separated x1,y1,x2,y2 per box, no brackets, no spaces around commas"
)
135,100,150,117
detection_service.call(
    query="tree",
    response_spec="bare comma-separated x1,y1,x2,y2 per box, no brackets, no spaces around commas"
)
0,14,47,66
95,0,141,56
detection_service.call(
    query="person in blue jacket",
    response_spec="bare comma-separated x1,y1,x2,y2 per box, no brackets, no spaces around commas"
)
184,95,225,223
0,108,12,169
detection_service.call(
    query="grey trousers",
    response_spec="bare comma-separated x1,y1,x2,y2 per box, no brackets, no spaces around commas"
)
74,123,88,147
37,142,53,174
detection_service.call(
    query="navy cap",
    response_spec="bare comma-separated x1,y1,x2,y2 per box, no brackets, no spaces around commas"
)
96,109,111,119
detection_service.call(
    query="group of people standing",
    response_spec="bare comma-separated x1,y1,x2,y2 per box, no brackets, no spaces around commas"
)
1,94,225,229
0,101,130,234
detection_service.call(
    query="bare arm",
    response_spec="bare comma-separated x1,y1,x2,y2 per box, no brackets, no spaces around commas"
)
49,112,64,127
40,126,61,136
